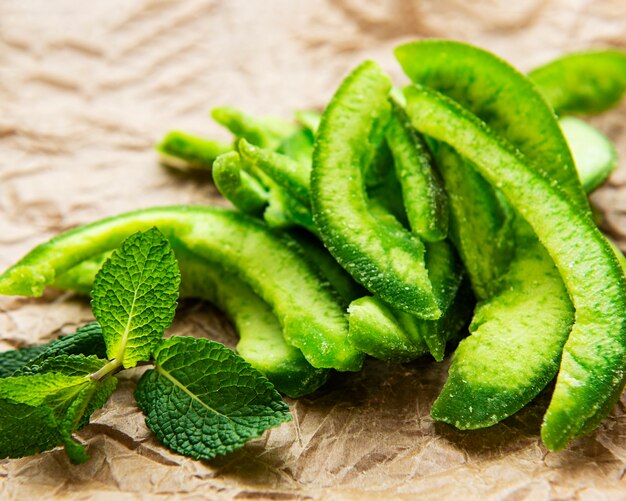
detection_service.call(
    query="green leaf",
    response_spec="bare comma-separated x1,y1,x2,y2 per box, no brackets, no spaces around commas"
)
46,322,107,359
16,354,106,377
0,371,117,463
134,336,291,461
0,344,49,378
91,228,180,368
0,322,107,378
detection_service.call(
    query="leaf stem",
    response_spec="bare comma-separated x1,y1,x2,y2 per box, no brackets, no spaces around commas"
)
89,358,122,381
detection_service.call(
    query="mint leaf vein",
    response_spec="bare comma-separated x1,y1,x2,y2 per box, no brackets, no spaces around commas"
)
91,228,180,368
134,336,292,461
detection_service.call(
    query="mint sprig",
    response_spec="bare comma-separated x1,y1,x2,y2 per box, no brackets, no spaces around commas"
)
0,371,117,463
135,336,291,460
0,228,291,464
0,344,49,378
92,227,180,369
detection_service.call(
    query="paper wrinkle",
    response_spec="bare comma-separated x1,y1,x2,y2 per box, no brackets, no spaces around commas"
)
2,0,626,499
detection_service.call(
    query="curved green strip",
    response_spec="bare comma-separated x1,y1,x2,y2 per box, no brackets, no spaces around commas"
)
212,151,268,216
429,115,615,430
239,139,311,206
404,84,626,451
386,99,448,242
530,50,626,115
311,60,439,318
560,117,618,193
433,143,514,300
395,39,589,214
156,130,230,170
432,225,574,428
0,206,363,372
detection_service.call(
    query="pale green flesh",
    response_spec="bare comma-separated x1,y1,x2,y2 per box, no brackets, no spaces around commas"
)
395,40,589,215
311,61,439,318
560,117,618,193
0,206,363,372
405,84,626,451
529,50,626,115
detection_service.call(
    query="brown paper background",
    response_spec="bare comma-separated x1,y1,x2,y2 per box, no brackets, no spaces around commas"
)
2,1,626,499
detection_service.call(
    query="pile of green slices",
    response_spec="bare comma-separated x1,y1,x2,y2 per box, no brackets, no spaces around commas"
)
2,40,626,453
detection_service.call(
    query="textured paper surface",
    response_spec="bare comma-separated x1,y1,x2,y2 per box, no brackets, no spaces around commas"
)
2,0,626,499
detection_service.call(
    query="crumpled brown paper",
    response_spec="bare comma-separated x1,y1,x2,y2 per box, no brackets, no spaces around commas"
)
2,0,626,499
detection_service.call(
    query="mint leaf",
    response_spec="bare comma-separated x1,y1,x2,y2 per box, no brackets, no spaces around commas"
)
43,322,107,360
0,372,117,463
0,322,106,378
91,228,180,368
0,344,49,378
135,336,291,461
16,354,106,377
16,353,115,432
